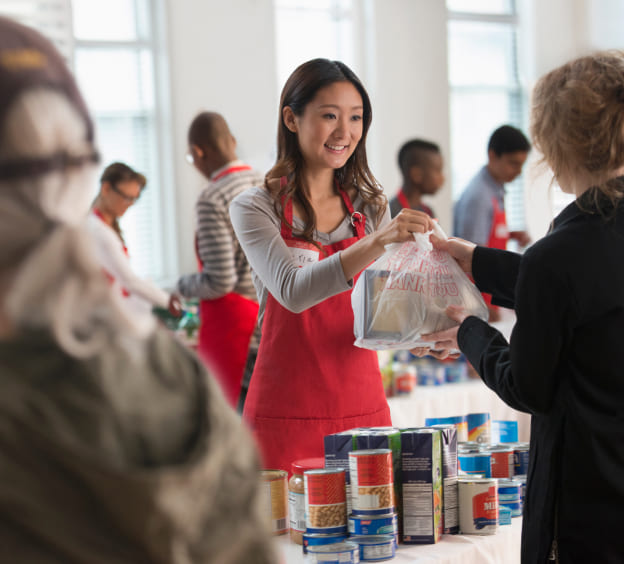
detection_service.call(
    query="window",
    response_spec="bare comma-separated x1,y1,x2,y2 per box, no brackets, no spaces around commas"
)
72,0,174,284
274,0,355,93
0,0,175,285
447,0,528,232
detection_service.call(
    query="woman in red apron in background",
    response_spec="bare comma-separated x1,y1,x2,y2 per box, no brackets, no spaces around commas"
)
230,59,434,473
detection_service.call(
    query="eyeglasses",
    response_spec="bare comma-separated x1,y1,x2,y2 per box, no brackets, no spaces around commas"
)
111,183,140,204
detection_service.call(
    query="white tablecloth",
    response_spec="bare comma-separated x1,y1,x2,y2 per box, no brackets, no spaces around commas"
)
387,379,531,442
277,517,522,563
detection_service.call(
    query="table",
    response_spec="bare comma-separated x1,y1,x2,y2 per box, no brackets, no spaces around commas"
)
387,379,531,442
277,517,522,563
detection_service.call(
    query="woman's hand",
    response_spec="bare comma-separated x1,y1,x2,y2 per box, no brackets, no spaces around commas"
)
430,234,476,278
410,305,468,359
372,209,436,250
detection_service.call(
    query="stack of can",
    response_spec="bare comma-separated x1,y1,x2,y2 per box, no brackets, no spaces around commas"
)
347,449,397,561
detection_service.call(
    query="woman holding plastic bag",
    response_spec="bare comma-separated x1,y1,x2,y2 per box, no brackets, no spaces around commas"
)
415,51,624,563
230,58,433,473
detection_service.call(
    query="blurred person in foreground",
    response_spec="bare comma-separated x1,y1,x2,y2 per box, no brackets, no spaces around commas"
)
88,161,182,319
416,50,624,563
0,15,276,564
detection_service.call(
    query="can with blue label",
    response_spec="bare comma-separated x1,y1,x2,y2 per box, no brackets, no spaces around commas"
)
458,452,491,477
497,478,523,517
302,532,349,554
348,513,398,545
457,441,481,453
306,540,360,563
513,443,530,475
350,534,396,562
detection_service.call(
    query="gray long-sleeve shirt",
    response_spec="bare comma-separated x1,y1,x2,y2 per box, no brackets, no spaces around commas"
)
229,185,390,327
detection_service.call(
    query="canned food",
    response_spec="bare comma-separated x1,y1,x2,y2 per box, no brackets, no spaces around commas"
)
457,441,481,453
349,534,396,562
302,532,349,554
349,449,395,515
497,478,523,517
260,469,288,535
467,413,491,444
304,468,348,534
458,452,491,477
484,446,514,478
513,443,530,475
348,513,398,545
306,540,360,563
458,477,498,535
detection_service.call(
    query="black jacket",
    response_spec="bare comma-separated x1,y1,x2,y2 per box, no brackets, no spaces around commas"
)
458,186,624,563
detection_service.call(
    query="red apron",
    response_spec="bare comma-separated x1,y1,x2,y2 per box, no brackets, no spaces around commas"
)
243,181,391,472
483,196,509,307
397,188,434,217
195,164,259,407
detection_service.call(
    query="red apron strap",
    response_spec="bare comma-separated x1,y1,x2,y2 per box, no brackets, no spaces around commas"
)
211,163,252,181
397,189,410,210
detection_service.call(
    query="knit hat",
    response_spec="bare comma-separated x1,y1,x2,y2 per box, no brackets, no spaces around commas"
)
0,15,99,180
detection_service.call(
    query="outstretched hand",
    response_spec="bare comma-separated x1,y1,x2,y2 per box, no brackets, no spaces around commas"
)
429,234,476,278
409,305,468,359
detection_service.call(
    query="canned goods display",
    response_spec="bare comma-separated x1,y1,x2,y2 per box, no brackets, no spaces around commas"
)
302,532,349,554
485,446,514,478
458,452,491,477
260,469,288,535
350,534,396,562
458,477,499,535
349,449,395,515
466,413,491,444
305,468,348,534
513,443,530,475
497,478,523,517
457,441,481,453
348,513,398,544
306,540,360,563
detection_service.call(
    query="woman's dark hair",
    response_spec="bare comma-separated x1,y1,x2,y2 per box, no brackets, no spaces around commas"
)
266,58,386,248
98,162,146,243
100,161,146,190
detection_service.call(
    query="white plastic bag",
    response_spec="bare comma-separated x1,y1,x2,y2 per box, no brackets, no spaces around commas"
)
352,223,488,350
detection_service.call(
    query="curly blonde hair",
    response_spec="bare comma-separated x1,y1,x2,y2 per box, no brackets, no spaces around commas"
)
530,50,624,208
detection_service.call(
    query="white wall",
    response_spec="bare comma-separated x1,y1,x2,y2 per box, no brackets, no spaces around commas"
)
166,0,278,275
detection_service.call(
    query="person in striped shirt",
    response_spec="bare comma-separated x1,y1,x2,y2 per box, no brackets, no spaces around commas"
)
176,112,264,410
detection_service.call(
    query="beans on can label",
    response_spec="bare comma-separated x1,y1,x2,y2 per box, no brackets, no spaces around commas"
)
458,477,499,535
348,513,398,545
349,534,396,562
304,468,348,534
306,540,360,563
302,532,349,554
349,449,395,515
458,452,491,477
260,469,288,535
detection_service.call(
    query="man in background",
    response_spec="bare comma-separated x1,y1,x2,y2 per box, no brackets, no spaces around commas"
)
176,112,263,410
453,124,531,320
389,139,445,219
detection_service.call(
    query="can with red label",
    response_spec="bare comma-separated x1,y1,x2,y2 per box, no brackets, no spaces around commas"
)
458,477,499,535
485,445,515,478
304,468,348,534
349,449,395,515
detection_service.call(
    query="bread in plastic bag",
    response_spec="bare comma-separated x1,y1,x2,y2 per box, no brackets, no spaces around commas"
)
352,223,488,350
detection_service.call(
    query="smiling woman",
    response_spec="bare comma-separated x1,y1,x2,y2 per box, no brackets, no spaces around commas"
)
229,58,435,473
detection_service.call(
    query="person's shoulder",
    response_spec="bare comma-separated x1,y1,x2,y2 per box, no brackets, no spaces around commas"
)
230,182,273,211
